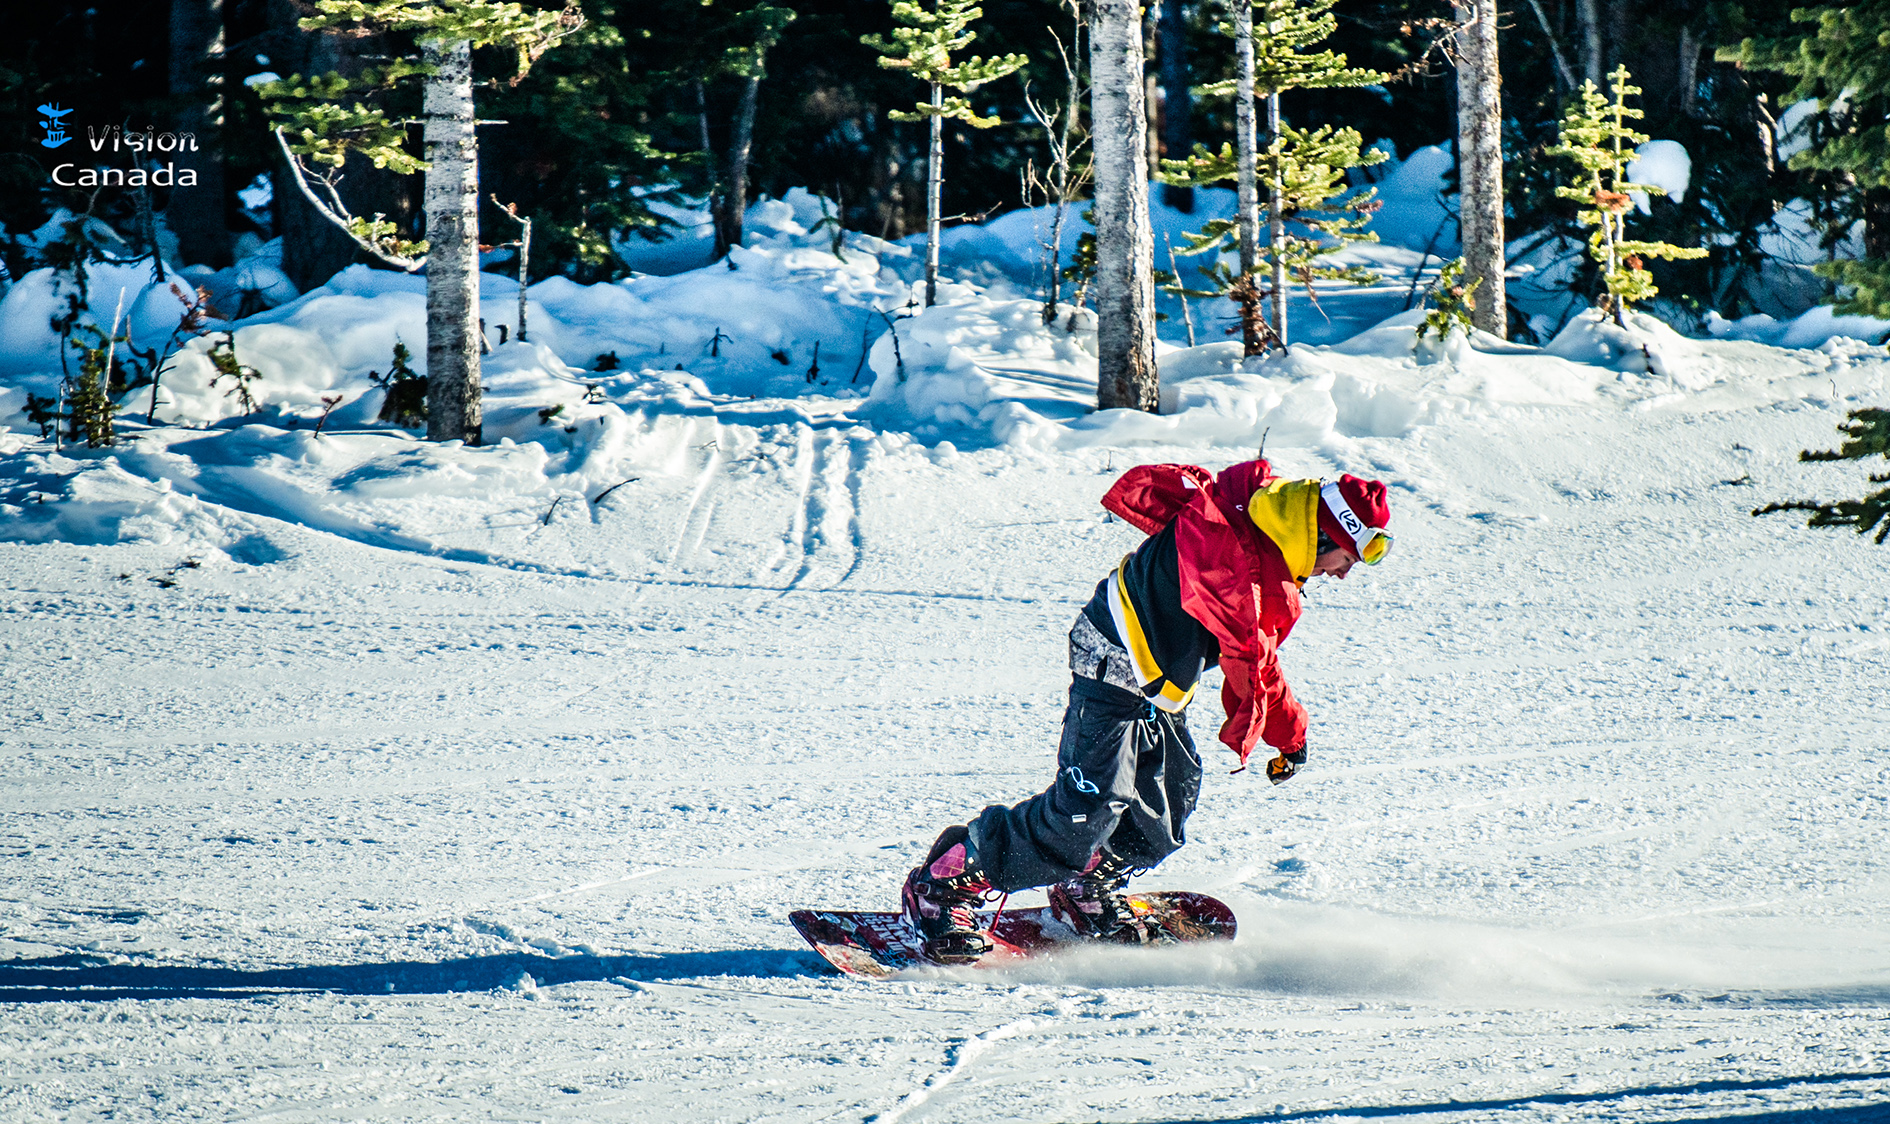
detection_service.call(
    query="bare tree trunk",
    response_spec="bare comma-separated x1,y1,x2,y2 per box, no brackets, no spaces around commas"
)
1576,0,1603,87
1267,92,1287,346
1038,13,1084,326
1455,0,1506,338
1865,187,1890,261
925,82,943,306
695,78,721,252
1144,3,1161,181
422,39,482,444
1524,0,1576,94
1233,0,1262,354
1158,0,1193,212
168,0,229,267
1677,23,1701,117
717,73,761,257
1090,0,1159,412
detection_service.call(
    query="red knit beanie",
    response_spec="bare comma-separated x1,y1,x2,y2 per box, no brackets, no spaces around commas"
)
1317,474,1391,554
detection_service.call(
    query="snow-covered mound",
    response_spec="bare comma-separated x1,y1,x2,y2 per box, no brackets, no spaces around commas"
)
1705,305,1890,350
3,183,1887,556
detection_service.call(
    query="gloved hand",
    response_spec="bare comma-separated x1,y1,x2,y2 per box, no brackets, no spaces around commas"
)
1265,745,1308,785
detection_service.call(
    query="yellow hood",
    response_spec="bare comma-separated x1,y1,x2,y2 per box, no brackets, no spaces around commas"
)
1246,478,1322,582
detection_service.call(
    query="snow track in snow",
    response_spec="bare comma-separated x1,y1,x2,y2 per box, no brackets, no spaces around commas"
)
3,351,1890,1120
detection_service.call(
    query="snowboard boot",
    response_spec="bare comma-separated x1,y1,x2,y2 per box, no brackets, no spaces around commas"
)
900,825,997,964
1048,849,1153,944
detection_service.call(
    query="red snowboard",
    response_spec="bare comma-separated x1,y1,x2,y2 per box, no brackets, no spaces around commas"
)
789,892,1237,980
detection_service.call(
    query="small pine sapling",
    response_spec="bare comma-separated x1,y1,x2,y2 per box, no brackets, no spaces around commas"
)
1756,407,1890,544
1169,0,1385,351
1548,67,1708,325
811,195,847,262
1415,258,1480,343
66,324,124,448
1162,125,1385,348
371,340,426,428
1059,214,1099,330
63,294,130,448
23,394,61,440
208,332,265,415
864,0,1027,306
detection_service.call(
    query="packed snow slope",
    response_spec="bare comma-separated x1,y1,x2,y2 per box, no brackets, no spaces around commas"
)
4,198,1890,1121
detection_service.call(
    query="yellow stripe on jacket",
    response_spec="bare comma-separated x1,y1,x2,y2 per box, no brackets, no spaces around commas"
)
1106,557,1196,713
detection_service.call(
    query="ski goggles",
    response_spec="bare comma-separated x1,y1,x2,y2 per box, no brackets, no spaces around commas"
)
1320,481,1394,565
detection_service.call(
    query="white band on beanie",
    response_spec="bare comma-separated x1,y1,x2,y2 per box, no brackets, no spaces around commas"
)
1320,480,1372,554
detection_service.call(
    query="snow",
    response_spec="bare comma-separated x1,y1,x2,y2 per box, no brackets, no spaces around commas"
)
1625,139,1691,214
1706,306,1890,350
4,186,1890,1122
1364,143,1459,254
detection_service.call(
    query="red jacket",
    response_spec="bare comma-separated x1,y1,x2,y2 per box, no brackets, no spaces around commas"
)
1100,459,1308,766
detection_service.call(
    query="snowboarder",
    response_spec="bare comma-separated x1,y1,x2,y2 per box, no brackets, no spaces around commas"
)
901,459,1393,963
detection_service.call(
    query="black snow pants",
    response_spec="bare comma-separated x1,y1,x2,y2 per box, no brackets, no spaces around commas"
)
968,674,1204,894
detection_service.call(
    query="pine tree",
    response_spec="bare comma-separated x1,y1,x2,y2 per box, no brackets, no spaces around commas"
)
1414,257,1478,344
1163,123,1383,352
1756,408,1890,544
478,0,678,283
66,323,124,448
864,0,1026,308
372,340,428,428
260,0,584,445
1548,66,1708,325
207,331,264,416
1171,0,1383,352
1718,1,1890,318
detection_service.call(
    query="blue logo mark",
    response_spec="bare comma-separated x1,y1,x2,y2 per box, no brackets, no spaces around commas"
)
1064,766,1100,795
38,104,73,149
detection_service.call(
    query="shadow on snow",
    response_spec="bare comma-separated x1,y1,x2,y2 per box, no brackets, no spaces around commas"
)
0,946,826,1003
1139,1071,1890,1124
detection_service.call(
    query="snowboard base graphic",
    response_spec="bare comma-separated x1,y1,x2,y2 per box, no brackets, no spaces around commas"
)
789,892,1236,979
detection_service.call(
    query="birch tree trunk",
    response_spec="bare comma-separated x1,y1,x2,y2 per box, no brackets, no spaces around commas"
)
1158,0,1193,212
1267,91,1287,346
925,82,943,306
717,73,761,257
1455,0,1506,338
1090,0,1159,412
422,38,482,444
1233,0,1262,354
168,0,229,267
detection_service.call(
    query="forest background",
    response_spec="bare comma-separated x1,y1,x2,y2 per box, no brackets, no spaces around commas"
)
0,0,1869,341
